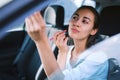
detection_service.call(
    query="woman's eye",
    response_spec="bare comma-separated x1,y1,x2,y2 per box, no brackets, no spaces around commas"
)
83,20,88,24
72,15,79,21
72,16,77,19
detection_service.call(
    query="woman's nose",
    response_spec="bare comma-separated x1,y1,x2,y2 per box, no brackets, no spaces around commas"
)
73,19,81,27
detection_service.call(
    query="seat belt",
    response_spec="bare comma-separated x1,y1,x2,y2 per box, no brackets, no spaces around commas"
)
13,34,31,65
12,33,31,80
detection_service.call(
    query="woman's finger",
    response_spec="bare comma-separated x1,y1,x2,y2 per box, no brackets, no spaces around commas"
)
35,12,46,29
25,17,33,33
64,37,68,45
25,18,30,32
30,14,40,31
28,16,35,32
57,33,65,42
53,30,66,41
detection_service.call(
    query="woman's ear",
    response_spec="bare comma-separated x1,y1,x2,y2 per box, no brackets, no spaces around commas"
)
90,28,98,35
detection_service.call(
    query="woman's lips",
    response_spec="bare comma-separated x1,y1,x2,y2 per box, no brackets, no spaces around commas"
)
71,28,80,33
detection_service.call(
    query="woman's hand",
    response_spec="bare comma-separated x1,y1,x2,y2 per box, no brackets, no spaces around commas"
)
53,30,69,54
53,30,69,69
25,11,61,76
25,12,47,43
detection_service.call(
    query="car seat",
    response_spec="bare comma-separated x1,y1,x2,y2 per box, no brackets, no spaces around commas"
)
107,58,120,80
35,5,65,80
44,5,65,49
99,6,120,36
99,6,120,80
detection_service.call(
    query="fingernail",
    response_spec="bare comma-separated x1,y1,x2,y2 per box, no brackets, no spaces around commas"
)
49,30,67,41
50,37,54,41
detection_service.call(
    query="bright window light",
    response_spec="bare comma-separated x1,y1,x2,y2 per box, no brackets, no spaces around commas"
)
0,0,12,8
83,0,96,8
71,0,84,7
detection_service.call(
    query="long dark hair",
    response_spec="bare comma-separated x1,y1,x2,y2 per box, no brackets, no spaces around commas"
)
73,6,100,48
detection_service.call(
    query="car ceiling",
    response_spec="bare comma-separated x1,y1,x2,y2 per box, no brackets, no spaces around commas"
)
0,0,119,30
94,0,120,8
0,0,54,30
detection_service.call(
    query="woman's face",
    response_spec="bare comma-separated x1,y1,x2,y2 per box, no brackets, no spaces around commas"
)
68,8,97,41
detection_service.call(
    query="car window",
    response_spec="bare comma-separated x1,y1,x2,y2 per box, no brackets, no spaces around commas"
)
50,0,96,25
0,0,12,8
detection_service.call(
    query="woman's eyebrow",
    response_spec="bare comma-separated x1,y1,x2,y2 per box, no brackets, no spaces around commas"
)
73,13,79,16
83,16,91,22
73,13,91,22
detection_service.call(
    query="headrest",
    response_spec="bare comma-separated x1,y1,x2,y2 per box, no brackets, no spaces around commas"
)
44,5,64,29
99,6,120,36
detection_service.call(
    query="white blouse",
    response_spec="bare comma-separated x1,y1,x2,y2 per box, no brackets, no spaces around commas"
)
63,46,108,80
48,46,108,80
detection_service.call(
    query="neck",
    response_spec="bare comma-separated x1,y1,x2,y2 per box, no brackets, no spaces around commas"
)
70,38,87,61
73,39,87,55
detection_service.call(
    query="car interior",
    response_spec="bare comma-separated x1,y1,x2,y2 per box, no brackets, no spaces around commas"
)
0,0,120,80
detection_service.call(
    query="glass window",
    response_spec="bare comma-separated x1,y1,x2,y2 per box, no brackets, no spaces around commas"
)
83,0,96,8
0,0,12,8
50,0,96,25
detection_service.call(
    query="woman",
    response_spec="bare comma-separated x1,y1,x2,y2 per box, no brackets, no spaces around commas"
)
25,6,108,80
